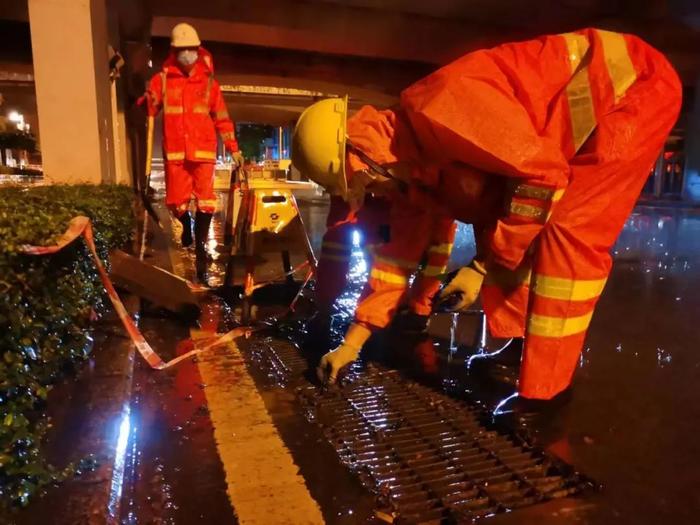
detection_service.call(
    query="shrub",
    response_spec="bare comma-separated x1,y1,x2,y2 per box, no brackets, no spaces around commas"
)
0,184,134,507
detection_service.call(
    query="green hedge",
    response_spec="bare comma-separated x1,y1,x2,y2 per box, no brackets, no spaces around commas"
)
0,184,134,507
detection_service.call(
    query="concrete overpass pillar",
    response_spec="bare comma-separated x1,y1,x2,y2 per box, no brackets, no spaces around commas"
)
28,0,117,184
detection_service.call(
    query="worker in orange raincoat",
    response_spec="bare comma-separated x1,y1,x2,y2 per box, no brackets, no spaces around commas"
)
144,23,243,281
292,28,681,417
312,194,457,343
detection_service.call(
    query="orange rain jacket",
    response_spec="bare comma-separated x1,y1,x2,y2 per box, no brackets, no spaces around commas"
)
346,28,681,399
145,47,239,163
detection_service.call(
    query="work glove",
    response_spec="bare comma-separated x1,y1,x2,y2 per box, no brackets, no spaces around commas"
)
231,150,245,169
435,259,487,312
316,323,372,385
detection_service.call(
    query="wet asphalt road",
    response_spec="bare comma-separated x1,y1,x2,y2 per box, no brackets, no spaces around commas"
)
8,175,700,524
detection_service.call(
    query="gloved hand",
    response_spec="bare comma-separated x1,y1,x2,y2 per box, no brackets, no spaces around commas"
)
231,150,245,169
316,323,372,384
436,259,486,312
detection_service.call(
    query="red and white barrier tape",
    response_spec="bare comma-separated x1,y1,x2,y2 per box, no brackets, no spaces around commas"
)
21,216,249,370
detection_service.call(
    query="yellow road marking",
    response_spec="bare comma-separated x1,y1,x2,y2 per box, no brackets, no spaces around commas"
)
192,329,325,524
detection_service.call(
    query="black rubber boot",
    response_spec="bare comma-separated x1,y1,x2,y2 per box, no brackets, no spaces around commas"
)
194,211,213,283
492,389,572,427
467,338,524,386
178,211,193,247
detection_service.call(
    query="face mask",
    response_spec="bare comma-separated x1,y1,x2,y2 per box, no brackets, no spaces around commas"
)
177,49,198,67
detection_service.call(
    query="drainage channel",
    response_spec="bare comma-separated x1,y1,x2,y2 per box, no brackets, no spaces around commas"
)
240,334,592,524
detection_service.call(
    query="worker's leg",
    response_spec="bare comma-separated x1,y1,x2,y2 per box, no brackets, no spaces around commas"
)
165,161,194,246
315,223,355,310
191,161,217,215
520,56,681,400
191,161,216,280
315,197,356,312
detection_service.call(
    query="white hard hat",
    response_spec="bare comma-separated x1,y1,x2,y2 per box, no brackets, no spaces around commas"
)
171,23,201,48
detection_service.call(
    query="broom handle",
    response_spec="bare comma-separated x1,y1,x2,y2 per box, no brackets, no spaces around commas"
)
145,115,154,181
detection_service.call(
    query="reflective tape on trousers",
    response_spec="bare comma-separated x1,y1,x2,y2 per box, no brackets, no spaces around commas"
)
532,274,607,301
527,311,594,338
20,216,254,370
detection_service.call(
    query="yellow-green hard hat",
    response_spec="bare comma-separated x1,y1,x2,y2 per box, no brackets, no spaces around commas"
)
291,96,348,198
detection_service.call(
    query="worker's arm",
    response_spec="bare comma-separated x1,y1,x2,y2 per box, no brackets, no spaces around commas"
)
141,73,164,117
209,79,240,156
316,196,435,384
315,196,356,312
408,217,457,316
353,197,435,330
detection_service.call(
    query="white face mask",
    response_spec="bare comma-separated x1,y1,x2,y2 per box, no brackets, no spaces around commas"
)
176,49,198,67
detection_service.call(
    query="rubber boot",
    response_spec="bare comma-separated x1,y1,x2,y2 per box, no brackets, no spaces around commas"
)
178,211,193,247
467,338,523,386
492,389,572,427
194,211,213,283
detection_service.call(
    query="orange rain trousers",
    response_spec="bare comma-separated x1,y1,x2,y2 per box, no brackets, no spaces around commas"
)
164,161,217,214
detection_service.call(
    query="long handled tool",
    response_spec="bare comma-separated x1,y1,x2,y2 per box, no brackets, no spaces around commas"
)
141,115,162,229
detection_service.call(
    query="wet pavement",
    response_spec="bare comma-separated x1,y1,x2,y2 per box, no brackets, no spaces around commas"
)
8,173,700,524
535,206,700,524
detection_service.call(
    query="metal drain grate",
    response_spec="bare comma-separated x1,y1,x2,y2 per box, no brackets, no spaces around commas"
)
246,335,309,382
241,335,590,523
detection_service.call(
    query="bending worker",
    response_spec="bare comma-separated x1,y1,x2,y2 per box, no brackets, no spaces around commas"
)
143,23,243,281
292,28,681,415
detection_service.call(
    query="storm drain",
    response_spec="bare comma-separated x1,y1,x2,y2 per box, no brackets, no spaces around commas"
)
244,336,591,524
